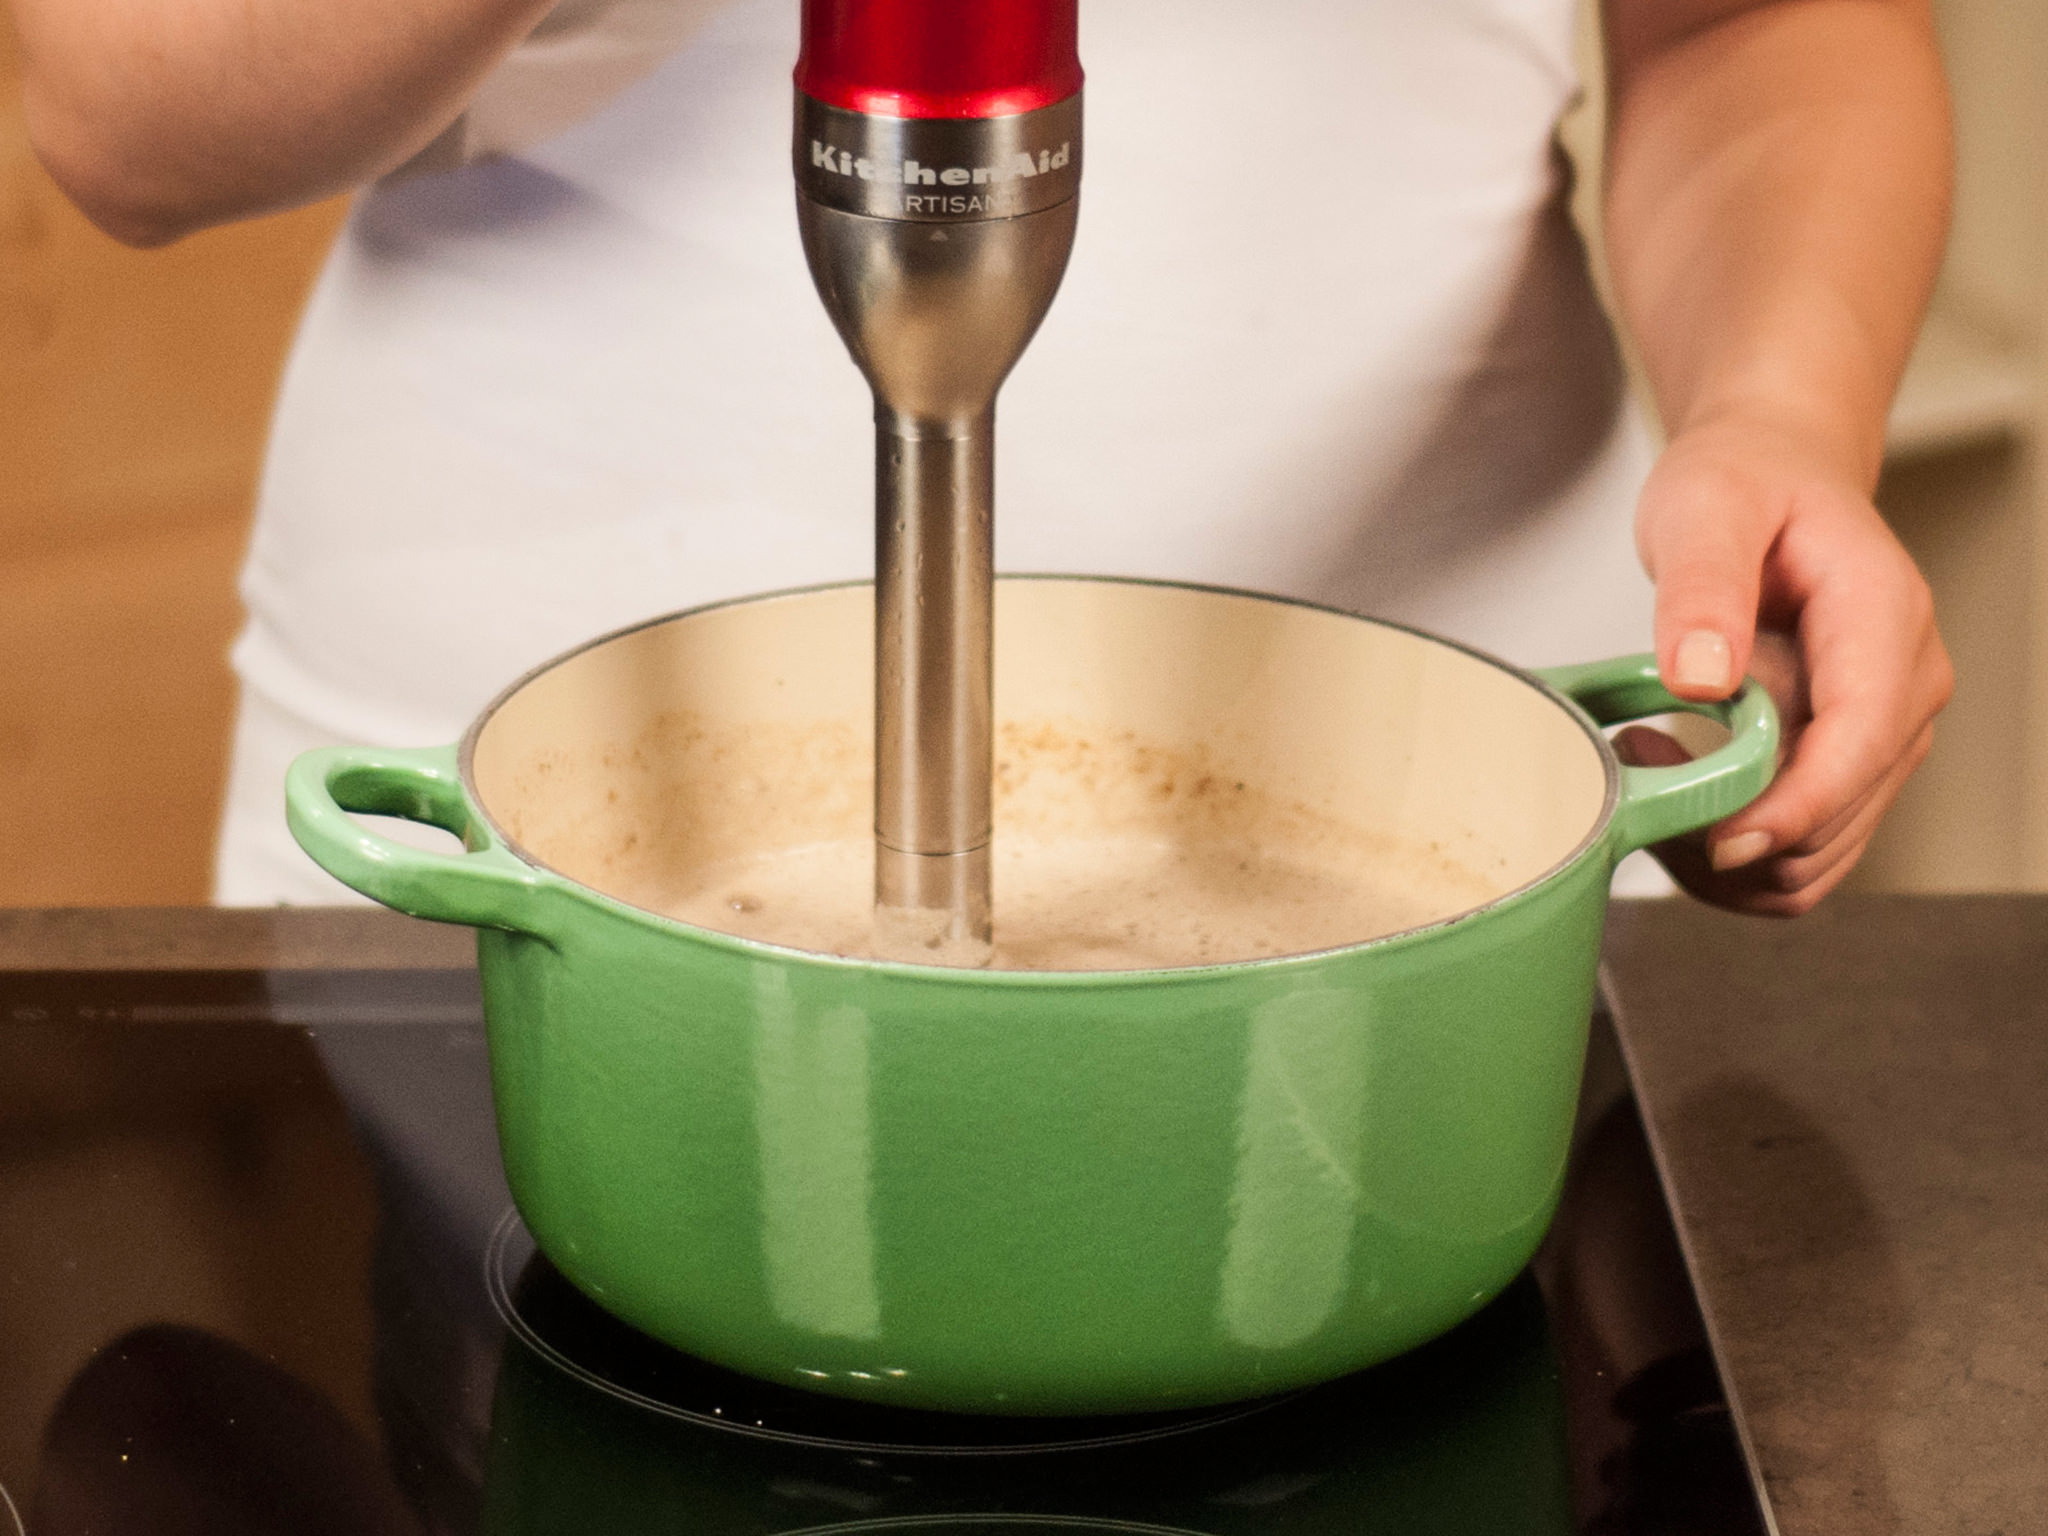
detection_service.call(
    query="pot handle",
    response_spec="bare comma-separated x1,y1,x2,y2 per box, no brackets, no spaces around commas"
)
286,744,556,935
1535,654,1780,860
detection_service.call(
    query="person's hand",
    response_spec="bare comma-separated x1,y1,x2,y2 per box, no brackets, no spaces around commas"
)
1616,414,1953,916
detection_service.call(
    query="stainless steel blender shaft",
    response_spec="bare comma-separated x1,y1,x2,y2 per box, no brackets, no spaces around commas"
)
873,405,994,946
797,94,1080,963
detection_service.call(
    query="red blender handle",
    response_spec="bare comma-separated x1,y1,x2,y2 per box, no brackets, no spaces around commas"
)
796,0,1081,119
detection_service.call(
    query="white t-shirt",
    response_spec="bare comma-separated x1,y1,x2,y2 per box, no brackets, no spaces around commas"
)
217,0,1661,904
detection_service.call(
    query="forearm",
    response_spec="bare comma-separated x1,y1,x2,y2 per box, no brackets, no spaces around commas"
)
12,0,558,245
1598,0,1954,915
1603,0,1952,489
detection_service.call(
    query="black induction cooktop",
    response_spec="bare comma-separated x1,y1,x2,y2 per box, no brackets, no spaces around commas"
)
0,965,1767,1535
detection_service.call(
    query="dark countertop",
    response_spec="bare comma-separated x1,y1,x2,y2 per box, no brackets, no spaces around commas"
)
2,897,2041,1533
0,906,473,971
1604,895,2048,1536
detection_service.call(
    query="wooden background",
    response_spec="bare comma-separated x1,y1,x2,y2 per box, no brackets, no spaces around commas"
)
0,17,343,904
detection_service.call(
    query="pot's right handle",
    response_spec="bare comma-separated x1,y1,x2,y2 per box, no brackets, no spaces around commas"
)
286,744,556,935
1535,654,1780,860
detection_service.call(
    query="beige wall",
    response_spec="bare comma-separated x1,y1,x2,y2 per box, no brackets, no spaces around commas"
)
1818,0,2046,891
1868,0,2047,891
0,18,343,904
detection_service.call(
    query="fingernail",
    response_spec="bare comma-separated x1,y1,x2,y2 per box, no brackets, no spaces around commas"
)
1711,829,1772,870
1674,630,1732,691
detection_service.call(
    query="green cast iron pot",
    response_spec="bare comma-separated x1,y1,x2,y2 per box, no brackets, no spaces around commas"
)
286,577,1776,1415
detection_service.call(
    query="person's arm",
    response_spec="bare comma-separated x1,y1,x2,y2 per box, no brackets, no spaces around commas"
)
11,0,558,246
1602,0,1955,914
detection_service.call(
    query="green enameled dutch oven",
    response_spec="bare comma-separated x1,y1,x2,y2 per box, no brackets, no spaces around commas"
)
287,577,1776,1415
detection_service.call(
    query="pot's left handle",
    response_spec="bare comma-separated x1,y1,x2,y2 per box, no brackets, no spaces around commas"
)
1536,654,1780,860
286,744,555,934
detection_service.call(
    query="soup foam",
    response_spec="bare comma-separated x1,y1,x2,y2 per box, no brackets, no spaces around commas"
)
525,719,1506,970
655,826,1494,970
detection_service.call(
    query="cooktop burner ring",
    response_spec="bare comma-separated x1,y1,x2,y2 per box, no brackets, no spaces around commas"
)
485,1207,1296,1457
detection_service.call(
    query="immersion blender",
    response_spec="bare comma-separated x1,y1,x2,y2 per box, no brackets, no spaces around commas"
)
795,0,1082,965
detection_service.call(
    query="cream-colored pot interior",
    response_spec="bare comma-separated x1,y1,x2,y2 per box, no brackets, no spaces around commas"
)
467,580,1611,969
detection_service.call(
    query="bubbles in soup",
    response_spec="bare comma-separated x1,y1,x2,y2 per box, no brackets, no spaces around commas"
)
493,717,1505,971
663,830,1488,969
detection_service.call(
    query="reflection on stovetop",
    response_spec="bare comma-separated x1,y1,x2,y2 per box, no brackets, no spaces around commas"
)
0,968,1766,1536
484,1211,1293,1456
485,1216,1574,1535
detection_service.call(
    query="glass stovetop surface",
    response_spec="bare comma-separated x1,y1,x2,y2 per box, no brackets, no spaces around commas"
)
0,967,1767,1536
